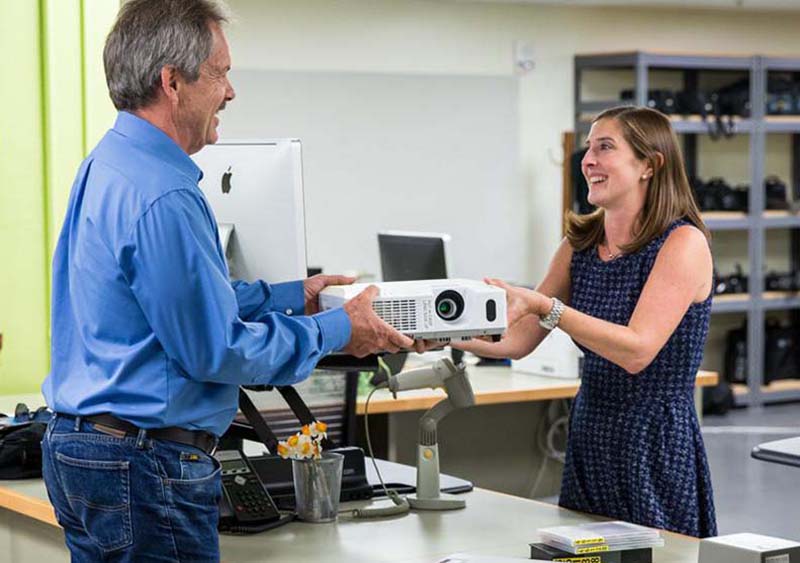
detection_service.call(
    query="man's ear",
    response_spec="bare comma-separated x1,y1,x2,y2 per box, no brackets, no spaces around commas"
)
159,66,181,106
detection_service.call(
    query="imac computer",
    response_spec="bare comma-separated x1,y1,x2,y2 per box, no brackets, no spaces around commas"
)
191,139,308,284
193,140,354,454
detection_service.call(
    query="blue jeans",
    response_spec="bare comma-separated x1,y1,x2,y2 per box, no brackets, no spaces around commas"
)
41,414,222,562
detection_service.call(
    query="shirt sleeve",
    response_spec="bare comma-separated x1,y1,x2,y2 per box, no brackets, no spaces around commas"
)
230,279,305,321
118,189,352,386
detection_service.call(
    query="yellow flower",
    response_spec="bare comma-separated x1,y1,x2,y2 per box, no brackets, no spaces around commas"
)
277,443,289,458
287,434,299,447
316,421,328,433
301,424,311,436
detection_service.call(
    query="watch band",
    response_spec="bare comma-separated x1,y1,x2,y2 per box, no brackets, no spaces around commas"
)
538,297,565,330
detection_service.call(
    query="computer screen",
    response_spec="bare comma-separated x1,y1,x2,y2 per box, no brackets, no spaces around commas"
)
192,140,308,283
378,231,451,282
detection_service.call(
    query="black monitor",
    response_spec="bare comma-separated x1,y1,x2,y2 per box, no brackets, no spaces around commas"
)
378,231,451,282
377,231,462,369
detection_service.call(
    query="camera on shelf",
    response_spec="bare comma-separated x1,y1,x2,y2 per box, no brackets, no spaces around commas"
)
766,74,800,115
715,266,800,296
764,270,800,292
764,175,789,210
618,74,800,139
714,264,748,296
691,176,789,212
692,177,748,212
620,88,677,115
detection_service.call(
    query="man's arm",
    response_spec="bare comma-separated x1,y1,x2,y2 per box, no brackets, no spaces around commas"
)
231,279,304,321
232,273,357,321
119,189,350,386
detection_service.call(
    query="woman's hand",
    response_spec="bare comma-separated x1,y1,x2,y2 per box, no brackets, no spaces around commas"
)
451,314,541,360
484,278,551,328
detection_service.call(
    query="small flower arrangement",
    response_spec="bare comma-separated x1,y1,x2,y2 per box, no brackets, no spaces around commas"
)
277,421,328,461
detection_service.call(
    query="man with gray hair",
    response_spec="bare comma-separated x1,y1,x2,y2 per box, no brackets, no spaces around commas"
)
40,1,413,560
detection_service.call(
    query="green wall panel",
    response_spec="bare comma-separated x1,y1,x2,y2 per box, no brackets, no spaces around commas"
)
43,0,83,257
0,0,118,395
83,0,118,151
0,1,49,394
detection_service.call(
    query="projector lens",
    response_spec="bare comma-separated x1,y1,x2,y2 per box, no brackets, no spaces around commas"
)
435,290,464,321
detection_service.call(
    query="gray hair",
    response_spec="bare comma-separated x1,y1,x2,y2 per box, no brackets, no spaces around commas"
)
103,0,228,111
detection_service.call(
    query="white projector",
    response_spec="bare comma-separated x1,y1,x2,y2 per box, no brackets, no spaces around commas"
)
319,279,507,341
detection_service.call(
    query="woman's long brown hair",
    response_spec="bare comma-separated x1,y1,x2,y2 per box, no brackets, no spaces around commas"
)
565,106,710,253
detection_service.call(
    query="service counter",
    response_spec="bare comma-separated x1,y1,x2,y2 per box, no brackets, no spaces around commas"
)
0,477,703,562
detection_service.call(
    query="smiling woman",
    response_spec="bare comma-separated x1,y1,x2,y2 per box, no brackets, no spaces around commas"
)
454,106,717,537
566,106,710,258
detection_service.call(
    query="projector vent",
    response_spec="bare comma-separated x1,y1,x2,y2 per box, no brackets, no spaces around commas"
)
373,299,417,332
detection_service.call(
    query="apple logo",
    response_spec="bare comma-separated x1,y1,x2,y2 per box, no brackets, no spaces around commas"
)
221,166,233,194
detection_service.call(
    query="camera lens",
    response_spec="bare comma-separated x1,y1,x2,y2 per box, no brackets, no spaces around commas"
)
435,290,464,321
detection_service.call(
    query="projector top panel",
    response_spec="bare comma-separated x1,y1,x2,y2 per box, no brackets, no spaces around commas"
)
320,279,500,299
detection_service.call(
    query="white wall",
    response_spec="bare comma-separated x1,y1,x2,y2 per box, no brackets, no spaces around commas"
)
224,0,800,286
218,70,523,282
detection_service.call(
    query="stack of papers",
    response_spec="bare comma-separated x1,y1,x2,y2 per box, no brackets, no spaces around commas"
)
538,521,664,554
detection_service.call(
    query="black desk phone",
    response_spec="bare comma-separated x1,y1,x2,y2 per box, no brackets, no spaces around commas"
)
215,449,294,533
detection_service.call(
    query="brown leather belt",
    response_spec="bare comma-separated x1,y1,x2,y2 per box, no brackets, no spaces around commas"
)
60,413,217,455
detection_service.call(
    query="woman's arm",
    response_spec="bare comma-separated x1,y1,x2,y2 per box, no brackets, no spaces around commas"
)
453,238,573,360
516,225,713,374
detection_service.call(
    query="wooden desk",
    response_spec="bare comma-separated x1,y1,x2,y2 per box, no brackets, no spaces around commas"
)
0,478,702,562
358,365,719,414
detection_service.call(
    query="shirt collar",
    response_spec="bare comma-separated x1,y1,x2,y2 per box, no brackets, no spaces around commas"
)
112,111,203,183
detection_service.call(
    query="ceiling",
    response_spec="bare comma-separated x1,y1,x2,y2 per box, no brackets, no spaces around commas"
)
446,0,800,11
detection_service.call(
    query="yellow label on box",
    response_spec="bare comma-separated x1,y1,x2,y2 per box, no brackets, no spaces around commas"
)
554,557,602,563
575,545,610,554
574,537,605,546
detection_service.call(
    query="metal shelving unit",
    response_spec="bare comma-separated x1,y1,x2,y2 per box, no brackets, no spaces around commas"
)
574,51,800,407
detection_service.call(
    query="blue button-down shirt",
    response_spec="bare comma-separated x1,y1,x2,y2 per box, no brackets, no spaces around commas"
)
42,112,351,436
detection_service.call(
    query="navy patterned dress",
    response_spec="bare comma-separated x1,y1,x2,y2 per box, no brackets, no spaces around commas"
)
559,219,717,538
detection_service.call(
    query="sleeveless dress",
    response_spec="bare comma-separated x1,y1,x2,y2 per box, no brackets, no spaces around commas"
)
558,219,717,538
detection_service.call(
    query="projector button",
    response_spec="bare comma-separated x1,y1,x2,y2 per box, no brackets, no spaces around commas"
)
486,299,497,322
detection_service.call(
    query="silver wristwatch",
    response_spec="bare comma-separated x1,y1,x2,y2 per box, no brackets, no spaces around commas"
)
538,297,565,330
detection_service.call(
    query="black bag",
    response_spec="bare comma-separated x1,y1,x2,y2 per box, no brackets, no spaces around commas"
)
0,405,52,479
764,320,800,385
702,381,735,416
765,175,789,210
723,320,800,386
724,322,748,384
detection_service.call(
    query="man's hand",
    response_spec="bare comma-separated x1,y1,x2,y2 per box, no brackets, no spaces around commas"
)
412,339,447,354
342,286,415,357
303,274,356,314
